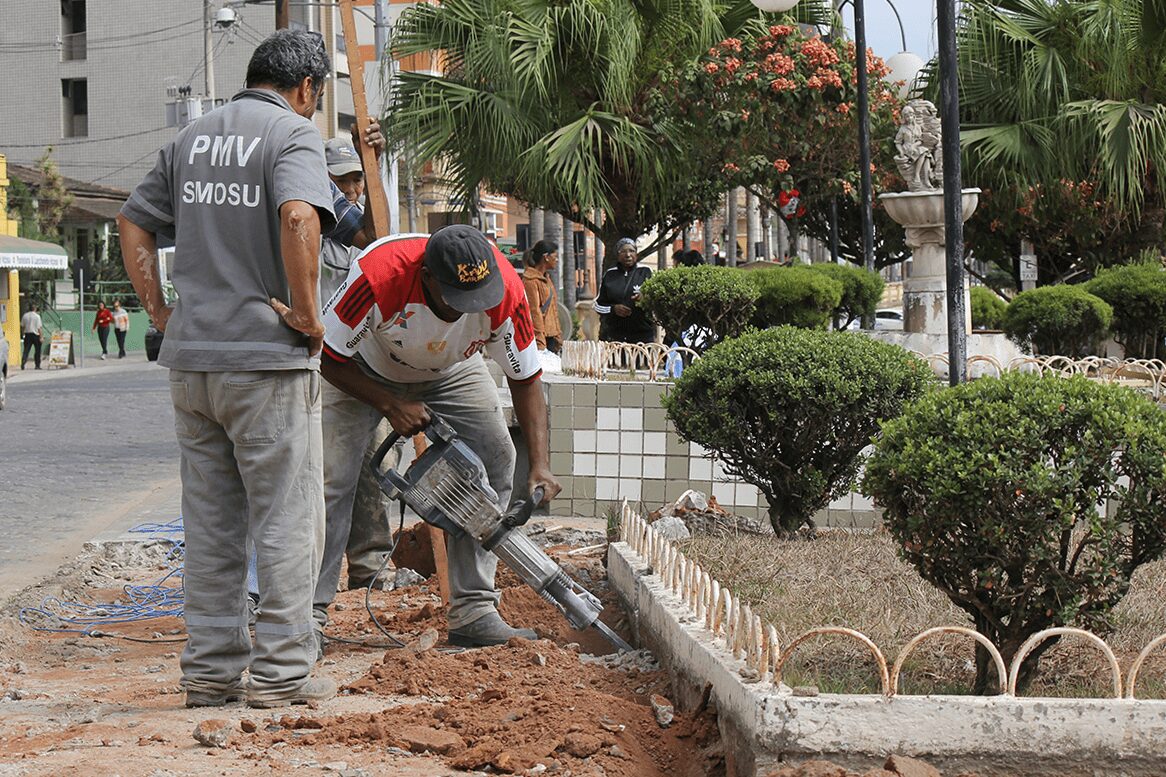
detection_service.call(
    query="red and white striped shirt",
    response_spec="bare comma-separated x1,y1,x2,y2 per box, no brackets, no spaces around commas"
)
321,233,542,384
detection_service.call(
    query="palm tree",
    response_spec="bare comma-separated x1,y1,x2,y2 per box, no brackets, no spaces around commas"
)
387,0,828,262
952,0,1166,261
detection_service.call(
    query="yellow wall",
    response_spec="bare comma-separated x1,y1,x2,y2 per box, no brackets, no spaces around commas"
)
0,155,21,368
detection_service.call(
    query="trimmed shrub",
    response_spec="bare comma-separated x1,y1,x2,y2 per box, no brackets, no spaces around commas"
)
744,266,844,330
639,266,759,353
1002,284,1112,356
1085,262,1166,359
665,327,931,535
969,286,1008,331
806,263,885,329
864,372,1166,694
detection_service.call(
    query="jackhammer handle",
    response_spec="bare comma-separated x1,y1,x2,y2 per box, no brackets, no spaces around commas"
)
370,431,402,477
503,486,546,528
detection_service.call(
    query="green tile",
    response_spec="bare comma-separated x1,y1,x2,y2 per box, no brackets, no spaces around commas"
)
642,479,666,506
575,499,596,518
549,407,571,430
550,499,573,517
573,407,596,429
575,382,598,406
549,383,574,407
550,429,573,452
644,407,668,431
597,384,621,406
665,432,687,453
665,456,688,480
550,451,572,472
621,383,645,407
644,384,665,408
556,476,575,499
574,478,596,499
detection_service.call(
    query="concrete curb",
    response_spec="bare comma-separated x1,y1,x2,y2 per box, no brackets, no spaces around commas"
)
607,532,1166,776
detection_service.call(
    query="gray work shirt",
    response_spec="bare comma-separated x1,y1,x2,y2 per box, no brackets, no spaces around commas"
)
120,88,336,372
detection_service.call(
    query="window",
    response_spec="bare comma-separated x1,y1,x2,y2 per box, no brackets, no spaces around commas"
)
61,0,87,61
62,78,88,138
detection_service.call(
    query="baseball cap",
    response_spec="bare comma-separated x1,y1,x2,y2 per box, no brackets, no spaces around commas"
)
424,225,505,313
324,137,362,176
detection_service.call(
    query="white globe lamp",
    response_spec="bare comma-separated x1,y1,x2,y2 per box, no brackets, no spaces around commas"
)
749,0,799,12
885,50,925,99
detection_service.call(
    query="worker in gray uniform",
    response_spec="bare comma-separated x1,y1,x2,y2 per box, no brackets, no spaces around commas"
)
118,29,337,709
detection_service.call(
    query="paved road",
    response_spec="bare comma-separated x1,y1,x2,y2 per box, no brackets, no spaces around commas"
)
0,356,180,598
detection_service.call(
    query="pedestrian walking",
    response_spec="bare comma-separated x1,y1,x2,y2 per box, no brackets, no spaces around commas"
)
92,301,113,359
20,304,43,370
111,301,129,358
118,29,337,710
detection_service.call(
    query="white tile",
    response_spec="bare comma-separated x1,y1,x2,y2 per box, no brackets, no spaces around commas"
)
734,484,759,506
690,442,709,458
643,456,666,479
712,480,736,504
619,455,642,477
573,429,597,453
597,407,621,430
852,491,874,510
596,454,620,477
573,453,596,476
643,432,667,455
711,458,728,480
596,477,620,500
620,408,644,430
829,493,851,510
596,430,620,452
619,478,643,501
689,458,713,480
620,433,643,455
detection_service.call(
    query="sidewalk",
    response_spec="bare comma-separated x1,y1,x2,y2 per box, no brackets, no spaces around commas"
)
8,350,159,386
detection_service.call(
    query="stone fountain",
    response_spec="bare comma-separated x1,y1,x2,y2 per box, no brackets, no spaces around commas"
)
875,99,1024,368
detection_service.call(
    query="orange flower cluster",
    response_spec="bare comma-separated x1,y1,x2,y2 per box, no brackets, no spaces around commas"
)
769,77,797,92
768,24,795,37
774,158,790,173
724,57,743,74
800,38,839,68
763,52,796,75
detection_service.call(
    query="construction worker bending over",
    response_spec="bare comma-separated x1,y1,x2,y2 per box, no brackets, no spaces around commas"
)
313,225,562,647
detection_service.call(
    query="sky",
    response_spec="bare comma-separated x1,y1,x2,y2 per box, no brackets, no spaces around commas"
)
838,0,939,62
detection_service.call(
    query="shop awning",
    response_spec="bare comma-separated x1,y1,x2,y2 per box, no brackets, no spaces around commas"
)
0,234,69,270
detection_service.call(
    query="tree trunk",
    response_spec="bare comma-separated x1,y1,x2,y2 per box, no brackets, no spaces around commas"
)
727,189,739,267
561,214,577,307
545,214,563,291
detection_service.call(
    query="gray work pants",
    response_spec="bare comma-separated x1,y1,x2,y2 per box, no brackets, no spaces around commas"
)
345,420,396,586
315,356,515,631
170,369,324,694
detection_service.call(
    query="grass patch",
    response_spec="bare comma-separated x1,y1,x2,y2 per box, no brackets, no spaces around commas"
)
680,529,1166,698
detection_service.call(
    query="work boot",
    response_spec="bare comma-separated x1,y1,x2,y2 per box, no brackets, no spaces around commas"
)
246,677,337,709
447,611,537,648
184,679,245,708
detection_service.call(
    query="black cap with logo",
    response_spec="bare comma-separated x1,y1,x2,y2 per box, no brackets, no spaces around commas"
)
423,225,504,313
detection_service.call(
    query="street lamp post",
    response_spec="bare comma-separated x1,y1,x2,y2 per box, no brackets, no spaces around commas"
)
936,0,967,384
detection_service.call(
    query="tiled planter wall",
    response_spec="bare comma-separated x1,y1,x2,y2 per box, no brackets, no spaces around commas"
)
538,373,880,528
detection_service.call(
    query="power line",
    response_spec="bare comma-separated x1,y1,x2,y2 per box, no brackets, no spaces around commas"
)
92,147,162,184
2,126,170,149
0,19,201,53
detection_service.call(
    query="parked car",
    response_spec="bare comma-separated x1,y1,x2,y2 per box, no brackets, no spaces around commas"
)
0,337,8,410
846,308,904,331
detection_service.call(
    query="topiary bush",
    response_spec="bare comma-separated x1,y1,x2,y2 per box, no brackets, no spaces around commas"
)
638,265,759,353
744,266,844,330
1085,261,1166,360
864,372,1166,694
664,327,931,536
805,263,886,330
1002,284,1112,356
969,286,1008,331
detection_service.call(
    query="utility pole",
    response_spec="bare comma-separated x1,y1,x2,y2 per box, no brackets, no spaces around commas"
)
276,0,289,29
373,0,400,233
203,0,215,101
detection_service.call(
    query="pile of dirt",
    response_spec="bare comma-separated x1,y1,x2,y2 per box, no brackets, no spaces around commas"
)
273,636,720,776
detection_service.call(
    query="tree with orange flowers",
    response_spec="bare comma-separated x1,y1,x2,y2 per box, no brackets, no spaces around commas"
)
671,21,906,267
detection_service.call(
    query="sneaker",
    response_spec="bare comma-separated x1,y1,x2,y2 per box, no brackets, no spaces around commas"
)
246,676,337,709
184,681,245,708
100,354,106,360
448,611,537,648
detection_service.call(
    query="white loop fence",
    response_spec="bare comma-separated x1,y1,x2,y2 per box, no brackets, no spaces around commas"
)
618,501,1166,699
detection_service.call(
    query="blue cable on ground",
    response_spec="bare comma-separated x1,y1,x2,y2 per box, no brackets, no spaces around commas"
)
18,516,188,642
